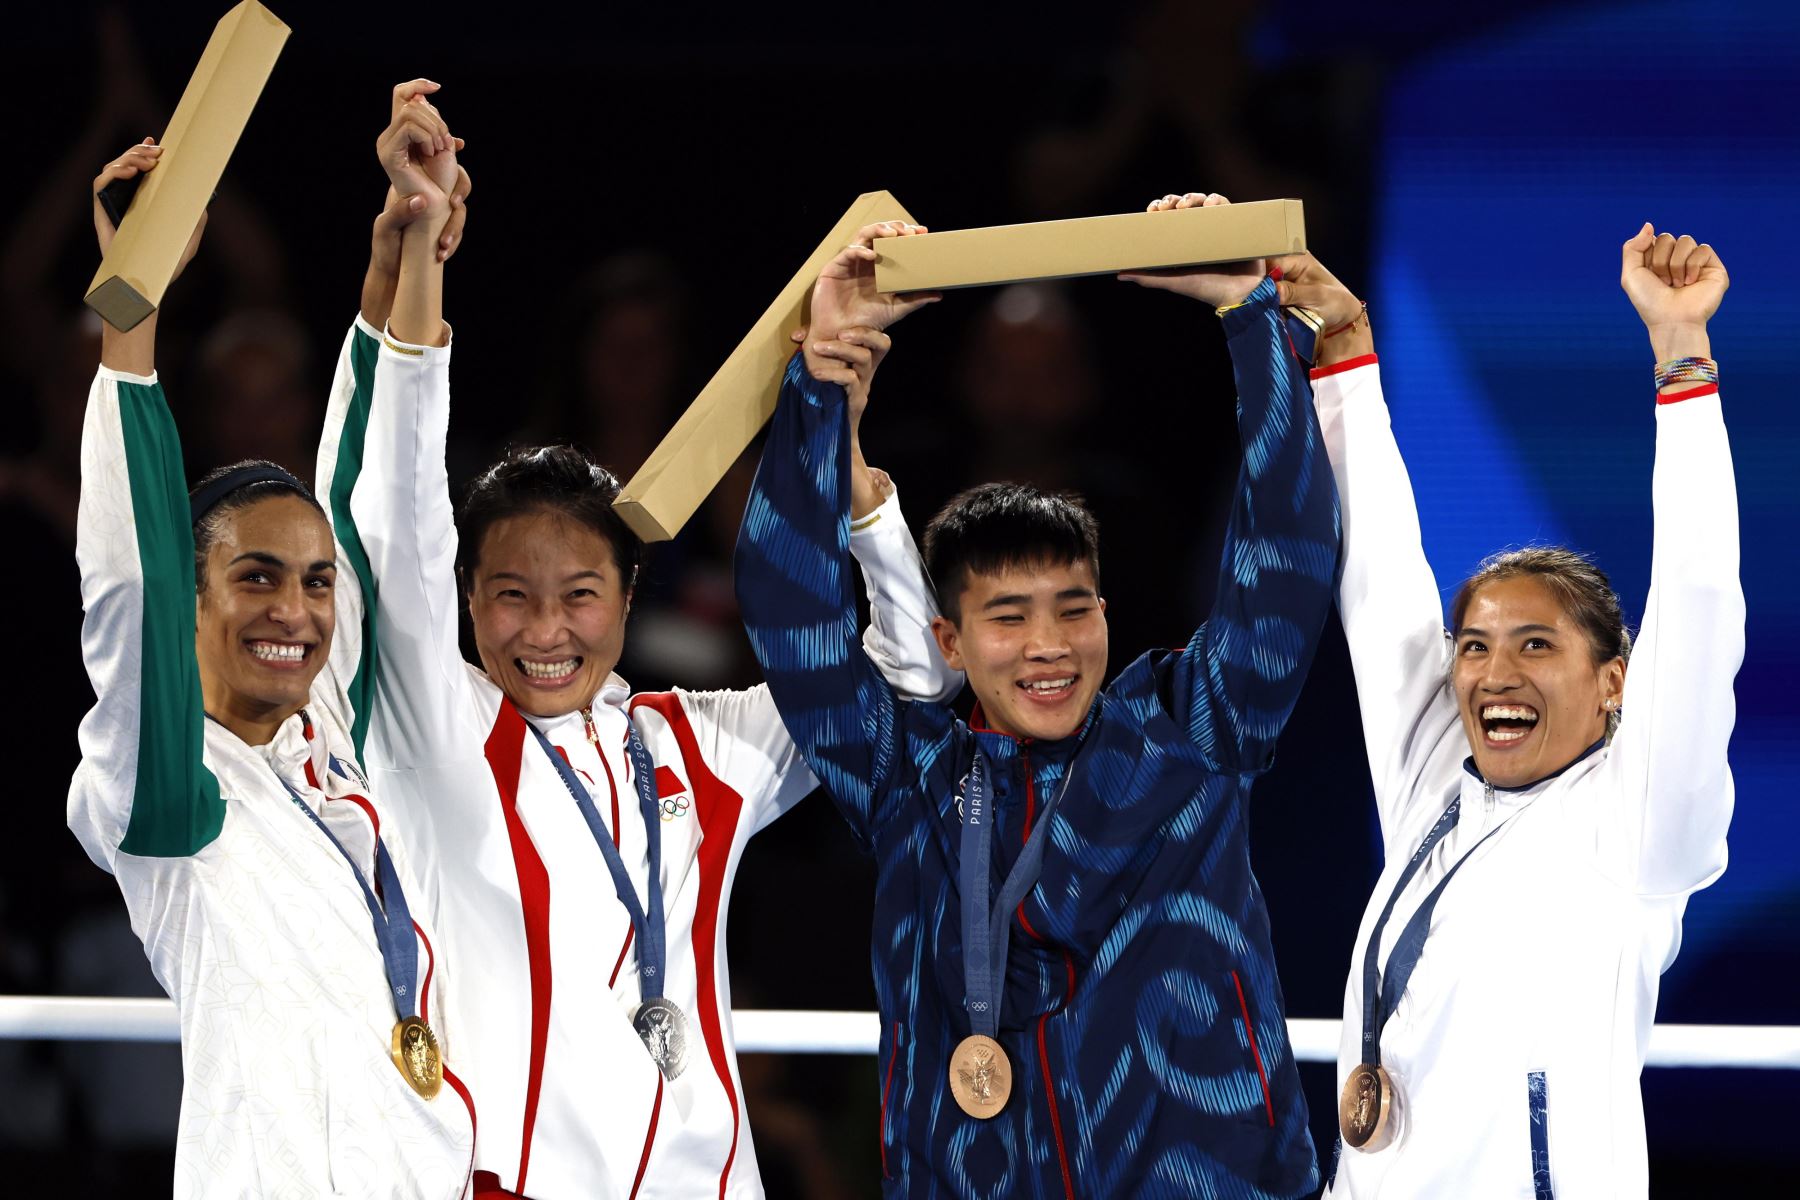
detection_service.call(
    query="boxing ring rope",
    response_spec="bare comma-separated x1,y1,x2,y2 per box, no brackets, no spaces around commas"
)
1,997,1797,1068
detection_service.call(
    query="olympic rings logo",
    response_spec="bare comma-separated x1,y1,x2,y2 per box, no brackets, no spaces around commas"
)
660,794,691,822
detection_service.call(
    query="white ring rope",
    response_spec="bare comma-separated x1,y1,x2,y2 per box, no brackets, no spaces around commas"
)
1,997,1796,1068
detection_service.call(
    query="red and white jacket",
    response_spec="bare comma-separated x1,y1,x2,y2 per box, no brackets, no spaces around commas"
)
316,318,959,1199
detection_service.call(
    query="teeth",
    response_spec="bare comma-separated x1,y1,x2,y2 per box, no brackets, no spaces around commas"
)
248,641,305,662
1481,705,1538,723
1489,727,1530,742
1021,678,1074,694
519,658,579,680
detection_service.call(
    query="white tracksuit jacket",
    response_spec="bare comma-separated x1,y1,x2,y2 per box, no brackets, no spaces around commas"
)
68,366,475,1199
316,318,961,1200
1313,358,1741,1198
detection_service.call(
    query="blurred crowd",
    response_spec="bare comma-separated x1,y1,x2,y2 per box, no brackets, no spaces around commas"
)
2,3,1376,1193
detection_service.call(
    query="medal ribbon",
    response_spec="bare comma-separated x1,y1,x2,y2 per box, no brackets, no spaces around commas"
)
529,716,667,1001
1357,796,1515,1067
959,745,1081,1040
273,767,420,1022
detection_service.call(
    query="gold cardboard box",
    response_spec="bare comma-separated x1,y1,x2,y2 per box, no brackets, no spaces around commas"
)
613,191,918,543
872,198,1304,293
85,1,290,331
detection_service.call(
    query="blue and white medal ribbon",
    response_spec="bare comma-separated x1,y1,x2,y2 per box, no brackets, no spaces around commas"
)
529,714,687,1079
950,744,1080,1119
272,748,442,1099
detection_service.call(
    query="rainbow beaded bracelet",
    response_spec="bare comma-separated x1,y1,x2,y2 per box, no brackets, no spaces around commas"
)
1654,356,1718,391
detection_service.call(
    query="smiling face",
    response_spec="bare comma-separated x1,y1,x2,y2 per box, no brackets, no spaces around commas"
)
466,508,631,717
1453,575,1625,788
195,494,337,744
932,558,1107,742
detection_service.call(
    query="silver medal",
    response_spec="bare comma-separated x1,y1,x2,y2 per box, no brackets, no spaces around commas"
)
633,997,689,1079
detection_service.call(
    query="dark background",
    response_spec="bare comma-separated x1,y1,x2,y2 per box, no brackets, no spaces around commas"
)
3,0,1793,1194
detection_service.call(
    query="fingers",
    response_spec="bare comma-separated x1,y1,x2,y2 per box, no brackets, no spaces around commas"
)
1684,242,1719,287
839,327,892,356
95,140,163,189
854,220,928,248
1146,192,1226,211
383,101,452,157
1117,269,1184,291
374,189,428,236
1665,234,1700,286
1647,231,1680,285
438,195,468,262
810,338,875,370
391,79,441,118
791,326,809,344
820,241,878,278
806,361,860,388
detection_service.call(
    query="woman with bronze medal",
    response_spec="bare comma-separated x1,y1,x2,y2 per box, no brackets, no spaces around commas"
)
1299,221,1739,1197
327,83,960,1199
67,137,474,1195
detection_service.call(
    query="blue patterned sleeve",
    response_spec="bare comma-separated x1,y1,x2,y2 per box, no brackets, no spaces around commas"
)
734,354,901,850
1169,276,1343,773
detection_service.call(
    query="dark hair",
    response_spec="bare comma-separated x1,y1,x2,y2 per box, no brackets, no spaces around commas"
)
922,482,1101,623
456,443,643,593
1449,545,1633,736
189,459,325,592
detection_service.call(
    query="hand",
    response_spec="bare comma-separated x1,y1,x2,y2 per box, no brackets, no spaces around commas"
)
1118,192,1265,308
794,323,892,427
1621,223,1727,355
1268,252,1365,333
376,79,461,228
93,138,208,280
370,163,473,276
793,323,896,519
809,222,940,342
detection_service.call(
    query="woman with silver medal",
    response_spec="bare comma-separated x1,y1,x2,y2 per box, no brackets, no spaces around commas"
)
329,82,961,1198
68,140,473,1196
1289,215,1741,1197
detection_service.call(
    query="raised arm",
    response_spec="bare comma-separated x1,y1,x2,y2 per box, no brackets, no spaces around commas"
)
735,224,939,846
1120,193,1343,774
791,319,963,706
1598,226,1740,895
69,144,222,868
314,83,478,764
1296,258,1464,829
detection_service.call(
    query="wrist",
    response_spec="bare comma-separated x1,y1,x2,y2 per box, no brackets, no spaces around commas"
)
1646,322,1710,362
1314,324,1374,369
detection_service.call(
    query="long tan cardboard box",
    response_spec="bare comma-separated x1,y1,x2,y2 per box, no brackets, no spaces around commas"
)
872,198,1304,294
614,190,918,543
85,2,290,331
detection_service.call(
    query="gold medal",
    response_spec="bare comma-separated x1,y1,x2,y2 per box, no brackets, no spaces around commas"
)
948,1034,1011,1119
1338,1062,1395,1151
391,1016,443,1100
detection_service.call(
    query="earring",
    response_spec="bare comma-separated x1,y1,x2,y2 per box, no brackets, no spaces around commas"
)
1603,699,1617,711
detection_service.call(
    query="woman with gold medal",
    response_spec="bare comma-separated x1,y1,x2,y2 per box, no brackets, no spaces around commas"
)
1291,220,1740,1197
67,133,475,1196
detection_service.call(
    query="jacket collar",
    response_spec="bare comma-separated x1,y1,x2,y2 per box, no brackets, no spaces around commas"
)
1460,736,1607,794
968,698,1099,764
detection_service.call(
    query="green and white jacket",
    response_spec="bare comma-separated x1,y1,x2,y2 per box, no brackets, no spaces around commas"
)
67,364,474,1199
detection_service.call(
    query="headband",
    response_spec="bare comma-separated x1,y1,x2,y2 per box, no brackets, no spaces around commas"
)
189,464,308,527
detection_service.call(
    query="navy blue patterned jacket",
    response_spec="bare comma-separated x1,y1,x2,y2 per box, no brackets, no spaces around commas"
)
735,278,1340,1199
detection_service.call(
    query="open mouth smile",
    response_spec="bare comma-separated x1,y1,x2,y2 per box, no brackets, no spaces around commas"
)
1018,676,1077,703
246,640,311,669
1479,703,1539,746
518,657,582,688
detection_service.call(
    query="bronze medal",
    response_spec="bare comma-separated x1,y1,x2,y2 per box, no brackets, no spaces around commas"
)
391,1016,443,1100
948,1034,1012,1119
1338,1062,1395,1151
